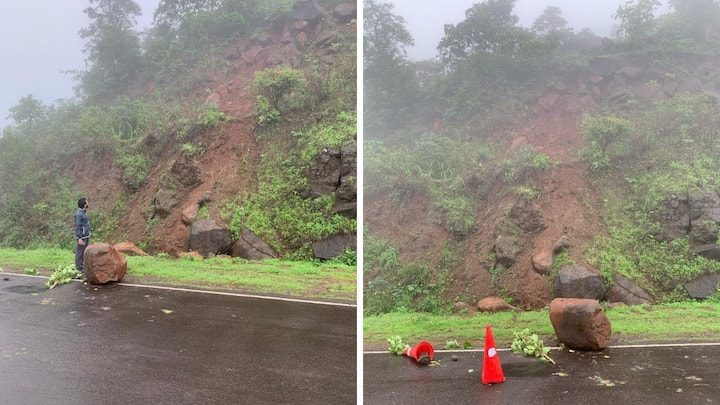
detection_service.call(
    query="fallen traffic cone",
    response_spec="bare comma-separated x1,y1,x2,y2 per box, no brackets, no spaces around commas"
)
482,325,505,384
403,341,434,365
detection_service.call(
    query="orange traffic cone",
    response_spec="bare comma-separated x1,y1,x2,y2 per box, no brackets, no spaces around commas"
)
403,341,434,365
482,325,505,384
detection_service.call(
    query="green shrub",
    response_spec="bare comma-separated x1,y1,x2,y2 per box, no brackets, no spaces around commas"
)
253,67,305,111
117,152,150,190
255,95,280,126
580,115,631,172
181,143,204,157
202,104,230,127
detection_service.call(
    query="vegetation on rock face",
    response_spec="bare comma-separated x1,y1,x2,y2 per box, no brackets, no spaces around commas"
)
363,0,720,315
0,0,356,261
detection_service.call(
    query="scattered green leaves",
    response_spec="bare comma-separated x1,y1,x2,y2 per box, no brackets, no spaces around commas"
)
45,265,80,289
387,335,410,356
510,328,555,364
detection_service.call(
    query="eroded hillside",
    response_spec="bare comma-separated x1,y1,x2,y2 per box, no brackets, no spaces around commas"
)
365,49,720,310
62,1,358,257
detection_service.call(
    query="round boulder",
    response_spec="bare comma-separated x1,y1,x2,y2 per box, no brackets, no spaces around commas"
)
549,298,612,350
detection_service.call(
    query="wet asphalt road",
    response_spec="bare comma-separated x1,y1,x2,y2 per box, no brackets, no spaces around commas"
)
0,274,356,405
364,343,720,404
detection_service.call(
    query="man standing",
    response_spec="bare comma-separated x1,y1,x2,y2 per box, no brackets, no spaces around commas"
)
74,198,91,274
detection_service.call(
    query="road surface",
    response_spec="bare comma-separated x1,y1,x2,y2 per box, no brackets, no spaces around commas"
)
0,273,356,404
364,342,720,404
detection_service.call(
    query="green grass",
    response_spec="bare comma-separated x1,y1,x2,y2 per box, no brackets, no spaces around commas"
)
0,248,356,303
0,248,73,269
364,302,720,350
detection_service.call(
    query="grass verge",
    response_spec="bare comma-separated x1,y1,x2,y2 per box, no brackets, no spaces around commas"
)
0,248,356,303
364,302,720,351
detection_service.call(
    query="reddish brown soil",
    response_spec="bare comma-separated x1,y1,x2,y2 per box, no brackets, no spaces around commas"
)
63,14,353,255
365,80,608,309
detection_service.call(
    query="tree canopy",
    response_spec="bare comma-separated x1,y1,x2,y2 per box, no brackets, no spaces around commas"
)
79,0,144,103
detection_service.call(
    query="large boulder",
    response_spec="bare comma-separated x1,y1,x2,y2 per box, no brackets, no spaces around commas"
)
187,219,233,258
232,229,278,260
113,242,148,257
333,3,357,22
476,296,521,313
312,233,356,260
553,265,606,300
531,250,553,275
606,274,654,305
153,188,179,218
549,298,612,350
692,244,720,261
683,273,720,299
83,243,127,284
493,235,522,268
291,0,320,22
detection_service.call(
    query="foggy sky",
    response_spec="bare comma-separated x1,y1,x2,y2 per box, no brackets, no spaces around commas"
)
0,0,159,129
388,0,671,61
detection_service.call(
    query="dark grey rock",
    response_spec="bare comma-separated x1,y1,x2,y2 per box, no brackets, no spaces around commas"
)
232,229,278,260
187,219,233,258
606,274,654,305
312,233,356,260
684,273,720,299
553,265,606,300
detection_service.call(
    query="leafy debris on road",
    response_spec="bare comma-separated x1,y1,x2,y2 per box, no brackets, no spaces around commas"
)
46,265,80,289
590,375,625,387
387,336,410,356
511,328,555,364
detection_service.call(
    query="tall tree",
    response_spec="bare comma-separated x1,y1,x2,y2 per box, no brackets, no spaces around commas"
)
666,0,720,41
613,0,661,42
437,0,522,66
533,6,571,37
435,0,554,119
78,0,144,103
363,0,418,135
363,0,413,69
8,95,48,128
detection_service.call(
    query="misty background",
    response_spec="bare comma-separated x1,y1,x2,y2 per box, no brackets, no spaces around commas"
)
0,0,674,129
0,0,159,128
386,0,671,60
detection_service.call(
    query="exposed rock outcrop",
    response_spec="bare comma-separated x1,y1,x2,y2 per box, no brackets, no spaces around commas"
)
606,274,654,305
233,229,278,260
684,273,720,299
312,233,356,260
553,265,606,300
187,219,233,258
